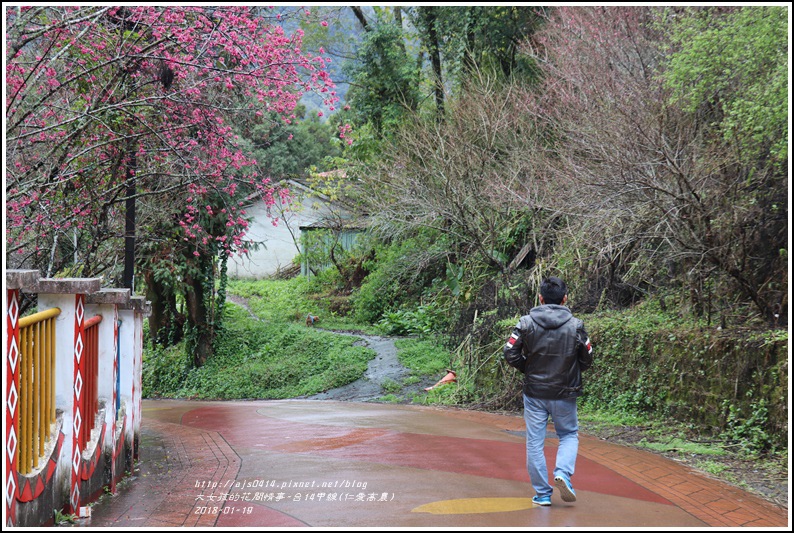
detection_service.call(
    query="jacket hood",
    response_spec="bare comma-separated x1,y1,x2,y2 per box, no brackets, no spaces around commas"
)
529,304,573,329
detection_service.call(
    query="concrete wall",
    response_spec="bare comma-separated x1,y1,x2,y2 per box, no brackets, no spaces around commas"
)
227,184,339,279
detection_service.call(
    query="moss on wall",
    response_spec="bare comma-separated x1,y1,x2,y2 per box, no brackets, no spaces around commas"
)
582,308,787,451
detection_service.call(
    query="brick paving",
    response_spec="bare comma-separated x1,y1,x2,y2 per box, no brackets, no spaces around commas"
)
86,419,240,527
577,435,788,527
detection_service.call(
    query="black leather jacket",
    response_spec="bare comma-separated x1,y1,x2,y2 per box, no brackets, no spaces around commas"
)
503,304,593,399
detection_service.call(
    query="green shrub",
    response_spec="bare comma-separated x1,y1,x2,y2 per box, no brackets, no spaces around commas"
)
723,398,773,455
376,302,446,336
352,232,448,324
142,343,191,398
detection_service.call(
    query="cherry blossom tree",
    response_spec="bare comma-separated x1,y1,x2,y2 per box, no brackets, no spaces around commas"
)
6,6,341,364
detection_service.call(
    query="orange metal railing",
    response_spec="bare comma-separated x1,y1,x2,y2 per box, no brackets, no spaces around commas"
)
17,307,60,475
80,315,102,451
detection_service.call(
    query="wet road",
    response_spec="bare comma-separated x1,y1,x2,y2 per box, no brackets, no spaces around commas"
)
81,399,789,528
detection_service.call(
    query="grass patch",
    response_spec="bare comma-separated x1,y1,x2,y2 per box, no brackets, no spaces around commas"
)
143,302,375,400
578,407,649,431
579,406,727,457
412,381,459,405
377,394,403,403
636,437,726,456
695,460,729,476
227,277,379,333
227,277,316,323
380,378,402,394
394,338,450,377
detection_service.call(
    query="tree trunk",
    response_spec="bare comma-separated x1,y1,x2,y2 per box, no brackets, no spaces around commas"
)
143,269,184,347
184,270,213,368
419,6,444,119
351,6,369,32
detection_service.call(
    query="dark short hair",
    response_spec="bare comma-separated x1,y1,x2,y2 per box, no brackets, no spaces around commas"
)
540,277,567,305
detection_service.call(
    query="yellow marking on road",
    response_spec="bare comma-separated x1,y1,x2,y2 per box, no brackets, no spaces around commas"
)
412,497,537,514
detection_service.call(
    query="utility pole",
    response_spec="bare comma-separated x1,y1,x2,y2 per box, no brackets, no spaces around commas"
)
123,151,136,292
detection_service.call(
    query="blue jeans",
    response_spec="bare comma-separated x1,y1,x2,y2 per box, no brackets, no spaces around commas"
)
523,394,579,498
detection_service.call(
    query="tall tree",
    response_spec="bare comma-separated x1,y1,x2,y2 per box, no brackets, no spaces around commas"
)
342,6,549,143
6,6,341,364
343,13,419,137
415,6,445,119
235,104,343,179
436,6,548,83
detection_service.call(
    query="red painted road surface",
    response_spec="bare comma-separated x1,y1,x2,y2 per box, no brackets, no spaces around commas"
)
80,399,789,528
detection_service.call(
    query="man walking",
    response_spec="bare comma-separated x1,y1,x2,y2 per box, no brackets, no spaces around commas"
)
503,277,593,506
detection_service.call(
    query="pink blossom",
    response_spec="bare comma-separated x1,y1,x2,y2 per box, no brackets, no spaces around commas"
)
6,5,341,260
